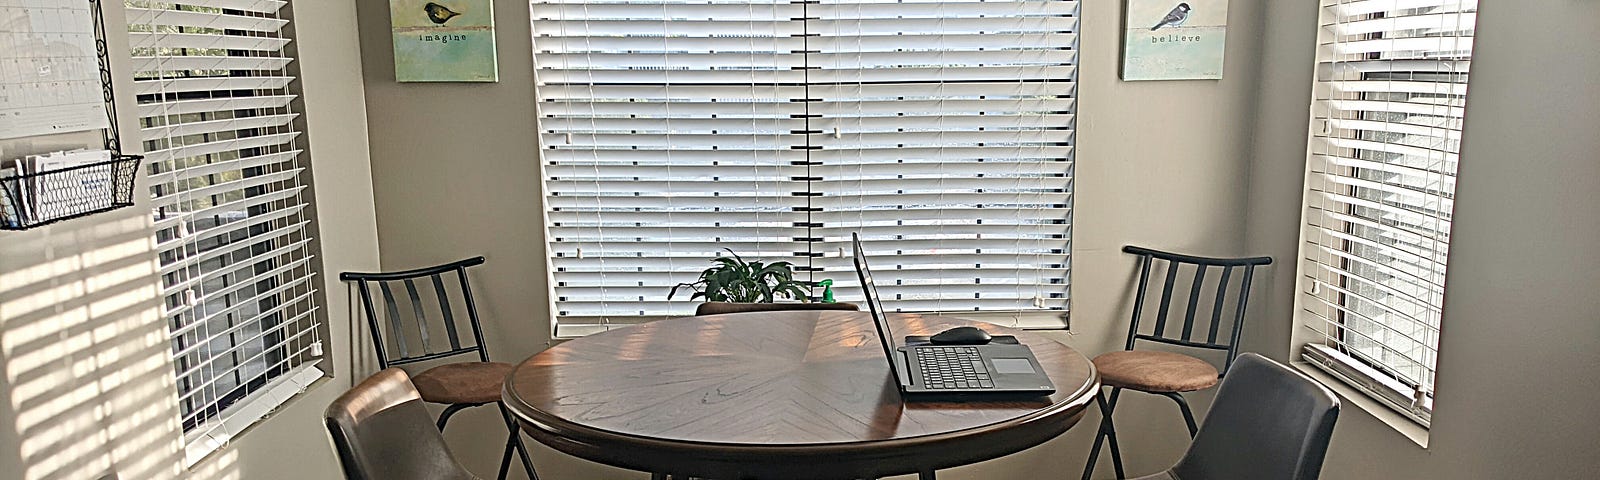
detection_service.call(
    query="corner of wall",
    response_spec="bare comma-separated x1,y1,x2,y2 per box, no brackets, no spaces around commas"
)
1237,0,1319,361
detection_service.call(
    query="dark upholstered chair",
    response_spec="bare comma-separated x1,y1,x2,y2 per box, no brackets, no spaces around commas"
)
325,368,479,480
1083,246,1272,480
341,257,537,480
1127,353,1340,480
694,301,859,317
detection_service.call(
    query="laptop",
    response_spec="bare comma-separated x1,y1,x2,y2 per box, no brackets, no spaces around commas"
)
852,233,1055,396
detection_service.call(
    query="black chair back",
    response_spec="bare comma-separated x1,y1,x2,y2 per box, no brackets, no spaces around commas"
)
1171,353,1340,480
1120,245,1272,375
340,257,492,369
325,368,477,480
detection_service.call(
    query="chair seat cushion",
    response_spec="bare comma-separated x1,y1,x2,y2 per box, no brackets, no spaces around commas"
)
1093,350,1219,393
410,362,515,405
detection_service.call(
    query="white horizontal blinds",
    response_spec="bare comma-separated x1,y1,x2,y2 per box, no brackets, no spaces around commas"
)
129,0,323,432
1301,0,1475,412
533,0,809,320
808,0,1076,314
532,0,1076,326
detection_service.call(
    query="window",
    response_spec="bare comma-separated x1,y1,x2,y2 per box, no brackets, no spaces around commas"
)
1297,0,1477,426
531,0,1078,336
128,0,324,461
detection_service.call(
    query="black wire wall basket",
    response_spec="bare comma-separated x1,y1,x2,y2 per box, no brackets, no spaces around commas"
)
1,0,141,232
1,154,142,231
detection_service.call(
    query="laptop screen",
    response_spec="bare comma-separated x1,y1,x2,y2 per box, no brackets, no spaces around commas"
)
852,233,908,387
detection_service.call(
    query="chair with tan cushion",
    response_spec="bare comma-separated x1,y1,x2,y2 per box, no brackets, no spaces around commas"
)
325,368,479,480
341,257,537,480
1082,246,1272,480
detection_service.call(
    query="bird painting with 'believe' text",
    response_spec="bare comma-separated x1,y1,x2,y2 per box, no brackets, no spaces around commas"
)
1150,2,1191,30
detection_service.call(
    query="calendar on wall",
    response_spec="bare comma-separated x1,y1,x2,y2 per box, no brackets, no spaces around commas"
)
0,0,110,140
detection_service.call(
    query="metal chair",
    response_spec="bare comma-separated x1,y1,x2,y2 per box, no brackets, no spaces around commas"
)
341,257,537,480
1127,353,1340,480
325,368,480,480
1082,246,1272,480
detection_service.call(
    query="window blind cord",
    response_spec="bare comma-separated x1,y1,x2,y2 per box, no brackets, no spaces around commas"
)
280,6,321,369
935,2,949,314
803,0,816,284
575,0,611,323
855,0,866,300
1029,14,1044,313
745,0,760,295
548,0,580,320
171,13,216,418
657,0,678,316
1419,5,1460,397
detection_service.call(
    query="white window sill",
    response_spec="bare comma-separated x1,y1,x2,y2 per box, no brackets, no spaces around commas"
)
183,364,328,468
1292,359,1430,448
553,310,1069,339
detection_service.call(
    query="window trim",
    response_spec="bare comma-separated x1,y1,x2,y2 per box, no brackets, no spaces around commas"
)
181,363,325,467
1301,343,1432,426
553,310,1070,339
1292,355,1431,447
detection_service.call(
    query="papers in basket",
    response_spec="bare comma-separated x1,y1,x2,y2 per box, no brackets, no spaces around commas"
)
1,149,115,227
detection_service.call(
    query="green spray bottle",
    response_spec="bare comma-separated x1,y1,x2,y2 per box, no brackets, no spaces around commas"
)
817,279,836,303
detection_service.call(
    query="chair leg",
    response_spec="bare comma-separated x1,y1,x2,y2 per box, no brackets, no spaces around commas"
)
1081,387,1127,480
1105,388,1126,479
1081,390,1107,480
919,469,937,480
1157,392,1199,438
497,402,540,480
436,403,475,431
496,438,516,480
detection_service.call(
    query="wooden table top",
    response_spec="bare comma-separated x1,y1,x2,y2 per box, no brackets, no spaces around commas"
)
503,310,1099,479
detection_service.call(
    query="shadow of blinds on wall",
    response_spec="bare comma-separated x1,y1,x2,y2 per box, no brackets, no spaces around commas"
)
128,0,325,462
531,0,1077,336
1298,0,1477,427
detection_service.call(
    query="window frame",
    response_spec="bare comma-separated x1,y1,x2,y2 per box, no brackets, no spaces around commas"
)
1293,0,1477,429
125,0,329,464
529,0,1080,336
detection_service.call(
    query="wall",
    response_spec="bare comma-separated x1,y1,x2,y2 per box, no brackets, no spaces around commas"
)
353,0,1268,478
0,1,381,479
1244,0,1600,478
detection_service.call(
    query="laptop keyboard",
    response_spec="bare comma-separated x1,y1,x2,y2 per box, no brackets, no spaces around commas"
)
915,346,995,389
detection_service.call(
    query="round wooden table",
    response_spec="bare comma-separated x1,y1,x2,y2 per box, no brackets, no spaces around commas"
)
503,310,1099,480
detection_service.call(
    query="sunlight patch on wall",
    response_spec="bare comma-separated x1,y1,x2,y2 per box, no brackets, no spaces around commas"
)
0,212,226,480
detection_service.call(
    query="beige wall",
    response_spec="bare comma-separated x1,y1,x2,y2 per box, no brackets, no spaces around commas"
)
1244,0,1600,478
353,0,1268,478
0,1,381,479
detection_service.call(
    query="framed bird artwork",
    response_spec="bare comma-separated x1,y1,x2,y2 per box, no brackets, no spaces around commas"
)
1121,0,1228,81
390,0,499,82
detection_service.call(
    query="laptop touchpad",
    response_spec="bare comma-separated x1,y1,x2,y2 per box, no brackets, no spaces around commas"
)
991,358,1036,374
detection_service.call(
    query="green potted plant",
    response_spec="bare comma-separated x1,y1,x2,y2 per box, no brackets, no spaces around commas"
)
669,249,857,316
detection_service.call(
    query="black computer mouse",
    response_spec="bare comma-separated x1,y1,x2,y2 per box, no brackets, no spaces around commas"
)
929,326,993,345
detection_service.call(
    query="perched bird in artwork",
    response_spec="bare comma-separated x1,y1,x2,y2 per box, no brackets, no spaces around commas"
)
424,2,461,24
1150,2,1191,31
